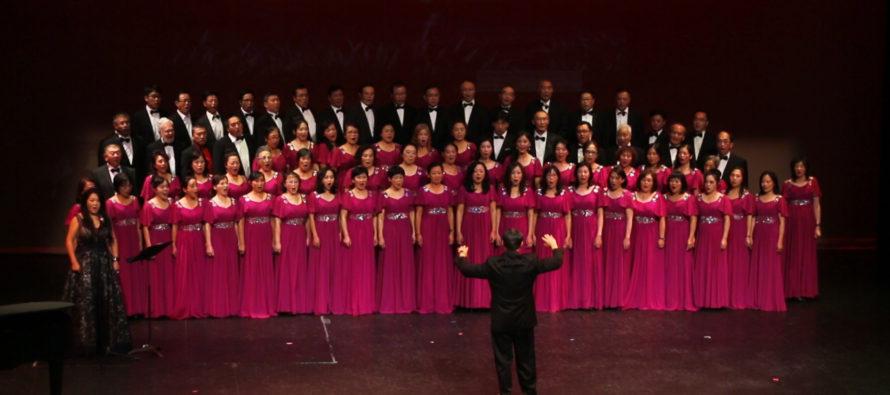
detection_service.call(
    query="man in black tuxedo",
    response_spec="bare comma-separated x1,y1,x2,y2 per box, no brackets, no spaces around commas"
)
687,110,717,168
171,91,195,146
212,115,254,175
235,90,257,138
283,84,317,142
415,85,450,150
316,85,346,139
530,111,561,164
345,83,378,145
449,80,489,144
97,113,145,183
715,130,748,184
92,144,136,201
525,79,568,140
489,112,517,163
254,93,285,147
378,82,417,146
131,85,170,144
146,118,187,177
196,91,225,144
644,109,669,149
662,123,688,167
600,88,645,149
454,229,564,395
605,125,644,166
490,85,526,136
568,121,596,164
568,91,600,148
179,124,213,178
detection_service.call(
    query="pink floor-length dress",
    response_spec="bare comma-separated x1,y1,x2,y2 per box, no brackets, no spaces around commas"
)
341,189,378,315
171,199,208,319
623,193,667,310
534,189,571,312
140,198,175,318
504,156,543,187
455,186,495,309
601,189,634,308
729,192,755,309
783,177,822,298
455,142,477,169
693,194,733,309
196,178,213,200
308,192,340,315
239,195,277,318
204,197,242,318
749,195,789,311
415,185,455,314
568,186,603,310
442,167,464,192
376,190,417,314
415,149,441,172
374,143,403,171
497,186,536,255
141,175,182,201
107,196,144,316
402,166,428,192
663,193,698,311
273,194,311,314
227,178,251,200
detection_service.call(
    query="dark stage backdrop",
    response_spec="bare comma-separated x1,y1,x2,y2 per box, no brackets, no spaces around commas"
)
2,1,884,249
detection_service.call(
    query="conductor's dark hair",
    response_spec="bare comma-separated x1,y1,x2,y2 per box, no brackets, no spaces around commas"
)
502,228,523,252
113,172,133,193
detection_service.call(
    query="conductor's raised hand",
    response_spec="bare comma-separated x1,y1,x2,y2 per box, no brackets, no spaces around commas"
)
540,234,558,250
457,245,469,258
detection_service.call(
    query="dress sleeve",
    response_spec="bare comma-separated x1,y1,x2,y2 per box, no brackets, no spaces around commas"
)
810,177,822,198
686,196,699,217
655,194,667,217
456,187,467,205
170,202,182,224
272,195,284,218
65,204,80,226
744,194,755,215
533,160,543,178
778,196,789,218
140,202,154,225
140,176,153,201
719,195,733,216
562,192,572,213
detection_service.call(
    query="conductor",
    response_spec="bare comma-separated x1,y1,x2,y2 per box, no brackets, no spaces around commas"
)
455,229,564,395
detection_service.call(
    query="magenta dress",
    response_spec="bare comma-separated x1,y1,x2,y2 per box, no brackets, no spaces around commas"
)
601,189,633,308
694,194,733,309
65,204,80,226
331,146,359,192
568,186,603,310
196,178,213,199
341,189,378,315
749,195,789,311
415,185,455,314
376,190,416,314
140,175,181,200
415,148,441,171
401,166,428,192
455,142,477,169
204,197,242,318
485,162,504,187
261,171,283,196
340,166,386,192
546,163,576,187
284,142,313,172
534,189,571,312
456,186,495,309
504,156,543,186
308,192,340,315
783,177,822,298
640,165,671,192
107,196,144,316
252,152,288,173
591,165,608,189
497,186,536,254
273,194,311,314
623,193,667,310
442,167,464,192
664,193,698,311
240,195,277,318
227,178,251,200
140,199,175,318
296,170,318,195
171,199,208,319
608,166,638,191
682,169,704,193
374,143,403,171
313,143,335,168
728,192,755,309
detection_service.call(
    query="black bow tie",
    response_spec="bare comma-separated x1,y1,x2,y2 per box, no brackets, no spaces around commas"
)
234,135,244,142
582,110,593,115
364,106,373,112
493,134,505,140
244,113,254,118
212,115,220,120
271,114,280,119
150,110,160,115
617,110,626,116
541,103,550,110
428,107,438,112
463,102,474,107
335,108,343,113
669,144,681,149
694,132,703,138
110,167,121,174
649,131,659,137
501,106,510,112
535,136,546,142
302,108,310,113
719,155,729,160
163,142,174,147
119,137,131,143
395,104,405,109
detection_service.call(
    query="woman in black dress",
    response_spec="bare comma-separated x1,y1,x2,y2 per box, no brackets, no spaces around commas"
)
63,187,132,355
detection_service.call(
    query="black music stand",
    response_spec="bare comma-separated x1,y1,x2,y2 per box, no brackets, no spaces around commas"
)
126,241,171,358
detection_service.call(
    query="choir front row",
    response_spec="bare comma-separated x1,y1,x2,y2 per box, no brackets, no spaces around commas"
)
73,155,822,319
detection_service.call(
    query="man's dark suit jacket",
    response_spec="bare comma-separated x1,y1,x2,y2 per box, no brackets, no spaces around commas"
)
283,106,318,142
525,100,569,140
455,248,564,332
489,131,518,163
378,102,417,146
254,113,285,147
97,133,145,180
145,140,187,178
529,132,562,165
195,112,224,145
415,106,451,150
91,164,136,201
212,134,255,175
316,106,345,140
686,131,718,168
568,109,601,147
599,108,645,149
490,106,528,136
720,152,748,183
449,102,490,144
131,107,170,144
170,113,196,147
345,104,380,145
236,110,256,138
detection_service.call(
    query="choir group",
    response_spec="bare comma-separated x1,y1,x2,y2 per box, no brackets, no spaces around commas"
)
72,80,823,319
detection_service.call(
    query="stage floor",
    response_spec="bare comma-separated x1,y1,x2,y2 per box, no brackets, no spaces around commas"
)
2,250,888,394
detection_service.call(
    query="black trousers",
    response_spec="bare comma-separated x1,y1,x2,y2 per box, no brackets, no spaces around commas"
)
491,327,536,395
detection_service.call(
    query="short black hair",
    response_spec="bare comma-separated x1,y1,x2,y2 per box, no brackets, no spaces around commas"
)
578,90,595,99
390,81,406,93
327,85,344,96
292,84,307,96
174,90,190,100
649,109,666,119
358,82,374,93
387,165,406,178
263,92,278,102
502,228,523,252
202,90,218,101
113,172,132,193
238,89,255,101
423,85,439,95
144,85,161,96
667,171,688,194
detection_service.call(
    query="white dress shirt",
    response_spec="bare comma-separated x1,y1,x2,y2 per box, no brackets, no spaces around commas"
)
540,99,551,113
331,105,345,131
241,109,255,135
229,133,250,174
147,105,161,140
296,106,317,141
492,131,507,157
178,110,193,142
207,111,224,140
533,131,548,163
115,132,134,164
693,131,705,159
669,145,679,163
268,112,283,132
717,152,730,175
649,129,663,146
362,104,375,138
395,103,405,126
163,143,176,174
107,164,122,183
428,106,439,131
462,100,475,123
581,110,594,127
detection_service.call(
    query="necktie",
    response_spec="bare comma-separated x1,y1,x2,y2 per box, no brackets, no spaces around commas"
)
150,110,159,115
235,136,244,142
110,167,121,174
212,115,220,120
535,136,546,142
365,106,373,112
335,108,343,113
395,104,405,109
618,110,626,116
582,110,593,115
720,155,729,160
163,142,174,147
694,132,703,138
245,113,254,118
463,102,474,107
493,134,504,140
119,137,131,143
669,144,680,149
428,107,437,112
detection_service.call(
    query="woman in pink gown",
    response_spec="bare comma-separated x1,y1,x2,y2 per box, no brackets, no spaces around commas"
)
580,141,608,189
313,121,342,169
534,166,572,312
374,124,403,171
639,144,671,193
223,152,251,199
476,139,504,187
694,170,733,309
106,173,144,316
307,168,341,315
609,147,638,191
141,151,181,201
399,144,428,192
441,143,465,192
139,176,175,318
783,157,822,299
623,170,667,310
455,162,497,309
339,167,379,315
451,122,477,169
203,175,243,318
664,172,698,311
183,150,213,199
345,145,387,192
283,120,314,172
170,176,208,319
331,124,360,193
256,147,283,196
503,132,543,188
496,162,536,255
568,163,603,310
415,163,455,314
702,156,728,193
674,144,703,195
239,172,277,318
376,166,417,313
272,172,311,314
749,171,788,311
292,148,318,195
545,140,575,187
725,167,754,309
413,124,441,171
252,126,287,173
599,167,634,308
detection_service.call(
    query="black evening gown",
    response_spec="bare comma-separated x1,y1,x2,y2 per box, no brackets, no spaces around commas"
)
62,215,132,355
